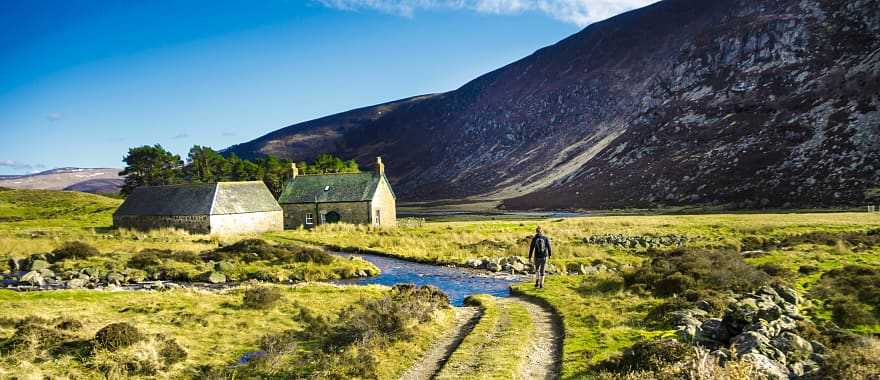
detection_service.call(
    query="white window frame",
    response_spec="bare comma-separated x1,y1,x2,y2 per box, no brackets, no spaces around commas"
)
320,212,327,224
305,213,314,225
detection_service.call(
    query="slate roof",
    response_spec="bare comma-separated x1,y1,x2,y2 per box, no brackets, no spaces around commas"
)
115,181,281,216
277,172,394,204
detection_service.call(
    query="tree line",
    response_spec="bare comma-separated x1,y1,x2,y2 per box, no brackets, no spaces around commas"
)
119,145,359,197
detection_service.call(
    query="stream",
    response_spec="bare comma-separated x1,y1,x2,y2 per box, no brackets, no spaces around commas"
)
332,252,526,306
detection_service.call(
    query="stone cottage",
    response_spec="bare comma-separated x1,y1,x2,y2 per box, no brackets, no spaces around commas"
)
278,157,397,229
113,181,283,235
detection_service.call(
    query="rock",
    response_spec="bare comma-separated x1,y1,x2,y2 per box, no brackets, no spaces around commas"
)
809,340,827,354
669,309,708,325
695,300,714,312
106,272,125,286
698,318,727,343
510,262,526,273
485,261,502,272
464,258,482,268
732,332,786,363
772,332,812,362
544,264,558,274
37,268,55,279
7,258,20,272
676,321,701,341
29,259,50,271
67,278,88,289
205,272,226,284
20,271,44,286
741,353,790,380
754,296,783,321
215,262,235,273
772,284,802,305
82,267,99,278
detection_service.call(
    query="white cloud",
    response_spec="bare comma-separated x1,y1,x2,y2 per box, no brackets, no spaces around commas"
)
313,0,657,27
0,160,47,173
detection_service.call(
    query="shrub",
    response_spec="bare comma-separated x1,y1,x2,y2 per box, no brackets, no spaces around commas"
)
55,319,83,331
756,263,796,280
158,339,187,365
203,239,334,265
93,322,143,350
242,286,283,309
820,337,880,380
798,265,819,275
50,241,99,261
0,321,71,355
810,265,880,326
596,339,690,373
624,249,770,297
127,249,201,270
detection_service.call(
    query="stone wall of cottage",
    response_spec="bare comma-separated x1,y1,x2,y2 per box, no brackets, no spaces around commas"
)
281,202,371,229
113,215,211,234
210,211,283,235
370,179,397,227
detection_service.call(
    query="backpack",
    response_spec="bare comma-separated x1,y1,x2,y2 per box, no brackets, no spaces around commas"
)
533,236,549,258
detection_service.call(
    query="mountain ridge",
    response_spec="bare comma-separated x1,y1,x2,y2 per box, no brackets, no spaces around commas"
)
227,0,880,210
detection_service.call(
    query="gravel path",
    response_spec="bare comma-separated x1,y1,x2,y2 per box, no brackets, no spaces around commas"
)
399,306,482,380
513,296,563,380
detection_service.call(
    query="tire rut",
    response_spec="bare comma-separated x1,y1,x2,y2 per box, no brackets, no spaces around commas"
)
510,296,563,380
399,306,482,380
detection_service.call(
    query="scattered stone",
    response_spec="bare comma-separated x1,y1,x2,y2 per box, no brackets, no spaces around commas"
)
204,272,226,284
29,259,50,272
20,271,44,286
67,278,88,289
106,272,125,286
741,353,790,380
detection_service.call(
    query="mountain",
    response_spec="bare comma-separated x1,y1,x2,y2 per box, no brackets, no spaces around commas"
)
0,168,124,194
226,0,880,210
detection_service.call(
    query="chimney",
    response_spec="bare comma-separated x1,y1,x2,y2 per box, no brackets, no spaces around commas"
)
291,163,299,179
375,157,385,174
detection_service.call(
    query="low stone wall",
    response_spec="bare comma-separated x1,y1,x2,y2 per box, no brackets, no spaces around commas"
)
113,214,211,234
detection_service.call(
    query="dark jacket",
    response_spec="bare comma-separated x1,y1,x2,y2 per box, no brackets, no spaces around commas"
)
529,234,552,261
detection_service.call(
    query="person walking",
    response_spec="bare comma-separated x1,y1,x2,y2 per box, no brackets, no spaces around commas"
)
528,226,552,288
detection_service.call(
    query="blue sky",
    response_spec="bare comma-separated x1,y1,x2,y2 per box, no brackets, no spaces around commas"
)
0,0,654,174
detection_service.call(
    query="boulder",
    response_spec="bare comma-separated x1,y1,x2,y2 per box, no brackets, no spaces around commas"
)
510,262,526,274
29,259,50,271
205,272,226,284
464,258,482,269
669,309,708,325
732,332,786,363
771,332,812,362
20,271,44,286
67,278,88,289
809,340,827,354
741,353,790,380
7,258,20,272
772,284,802,305
106,272,125,286
37,268,55,279
675,320,701,341
485,260,502,272
698,318,728,343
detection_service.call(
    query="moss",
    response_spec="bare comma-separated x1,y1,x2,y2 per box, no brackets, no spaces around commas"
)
49,241,99,261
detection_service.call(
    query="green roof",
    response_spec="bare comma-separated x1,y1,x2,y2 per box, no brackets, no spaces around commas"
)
115,181,280,216
278,172,393,204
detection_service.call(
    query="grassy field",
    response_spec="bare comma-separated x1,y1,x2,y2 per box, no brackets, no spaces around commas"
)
0,283,453,379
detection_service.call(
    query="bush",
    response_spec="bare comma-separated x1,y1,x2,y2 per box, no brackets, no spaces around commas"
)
50,241,99,261
821,337,880,379
203,239,334,265
757,262,796,280
798,265,819,275
624,248,770,297
55,319,83,331
0,321,71,354
810,265,880,327
93,322,143,350
596,339,690,373
127,249,201,270
158,338,187,365
242,286,283,309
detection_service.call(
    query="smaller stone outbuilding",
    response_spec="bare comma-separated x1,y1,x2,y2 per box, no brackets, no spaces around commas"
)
278,157,396,229
113,181,283,235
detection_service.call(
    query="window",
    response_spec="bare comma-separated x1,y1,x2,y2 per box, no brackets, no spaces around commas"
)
320,213,326,224
305,213,314,225
375,209,381,226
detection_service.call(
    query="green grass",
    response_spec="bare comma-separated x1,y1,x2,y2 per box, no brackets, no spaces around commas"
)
0,188,120,228
513,275,672,379
436,295,533,380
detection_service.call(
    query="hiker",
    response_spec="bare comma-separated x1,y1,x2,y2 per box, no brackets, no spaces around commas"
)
528,226,552,288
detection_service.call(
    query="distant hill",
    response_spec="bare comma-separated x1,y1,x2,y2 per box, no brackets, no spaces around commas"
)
0,168,123,194
227,0,880,210
0,188,121,225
